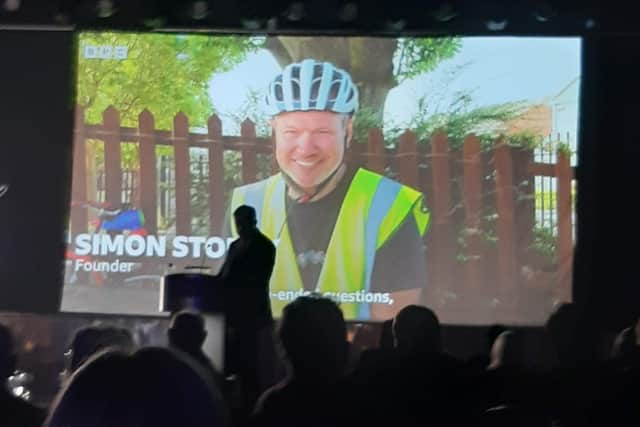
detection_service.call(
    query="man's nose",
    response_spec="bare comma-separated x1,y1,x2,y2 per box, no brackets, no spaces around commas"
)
295,132,316,154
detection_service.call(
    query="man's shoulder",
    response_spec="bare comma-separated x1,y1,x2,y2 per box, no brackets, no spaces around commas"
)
353,168,419,194
257,233,276,255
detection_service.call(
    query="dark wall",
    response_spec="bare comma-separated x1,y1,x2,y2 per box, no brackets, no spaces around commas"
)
0,30,74,312
573,35,640,332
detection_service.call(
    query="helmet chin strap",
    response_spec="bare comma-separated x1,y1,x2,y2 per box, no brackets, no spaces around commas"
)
283,162,345,204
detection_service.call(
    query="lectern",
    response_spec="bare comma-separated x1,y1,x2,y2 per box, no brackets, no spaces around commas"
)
160,269,225,370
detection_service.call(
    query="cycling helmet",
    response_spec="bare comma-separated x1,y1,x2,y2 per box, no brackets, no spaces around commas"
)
265,59,359,116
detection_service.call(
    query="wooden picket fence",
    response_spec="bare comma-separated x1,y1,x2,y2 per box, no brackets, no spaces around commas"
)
71,106,575,316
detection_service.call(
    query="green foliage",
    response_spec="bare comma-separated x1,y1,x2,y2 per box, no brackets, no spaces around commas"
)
352,106,406,145
224,89,272,137
156,148,175,231
557,142,573,156
256,154,275,180
77,32,262,130
455,209,499,262
190,148,210,235
354,60,533,151
394,38,462,83
352,106,378,143
409,95,529,150
535,191,557,211
223,151,242,206
530,226,556,262
508,131,545,150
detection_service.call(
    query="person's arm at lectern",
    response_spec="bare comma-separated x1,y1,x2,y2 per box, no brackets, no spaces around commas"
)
216,241,235,283
264,242,276,282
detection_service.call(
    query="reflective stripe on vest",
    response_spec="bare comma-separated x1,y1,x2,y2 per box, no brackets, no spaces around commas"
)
230,168,430,319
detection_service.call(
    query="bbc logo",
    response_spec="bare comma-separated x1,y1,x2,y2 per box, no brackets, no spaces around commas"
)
83,45,128,60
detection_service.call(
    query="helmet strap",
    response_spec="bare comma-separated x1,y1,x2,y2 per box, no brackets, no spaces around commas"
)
283,162,346,204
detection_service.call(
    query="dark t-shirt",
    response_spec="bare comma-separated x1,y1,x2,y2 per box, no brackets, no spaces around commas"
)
223,168,428,295
285,168,427,293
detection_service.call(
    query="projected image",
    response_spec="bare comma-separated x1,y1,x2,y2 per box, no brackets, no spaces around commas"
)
62,33,580,324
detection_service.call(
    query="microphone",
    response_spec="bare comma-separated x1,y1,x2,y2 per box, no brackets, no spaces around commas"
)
185,242,212,272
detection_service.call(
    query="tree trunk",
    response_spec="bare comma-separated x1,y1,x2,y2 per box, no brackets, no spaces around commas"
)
265,36,397,125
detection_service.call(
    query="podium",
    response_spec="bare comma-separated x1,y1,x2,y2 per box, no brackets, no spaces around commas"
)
160,270,226,370
160,271,224,313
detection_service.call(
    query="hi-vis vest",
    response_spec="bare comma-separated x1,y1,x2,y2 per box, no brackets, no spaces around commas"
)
230,168,430,319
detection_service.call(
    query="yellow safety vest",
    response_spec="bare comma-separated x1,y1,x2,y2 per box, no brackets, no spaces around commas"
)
230,168,430,319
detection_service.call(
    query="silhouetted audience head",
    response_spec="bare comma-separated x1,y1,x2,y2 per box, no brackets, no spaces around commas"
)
611,326,639,365
234,205,257,237
168,310,207,354
279,295,347,381
0,323,16,380
393,305,442,355
488,330,525,370
46,347,226,427
545,302,585,366
488,324,507,351
379,319,394,350
67,325,135,373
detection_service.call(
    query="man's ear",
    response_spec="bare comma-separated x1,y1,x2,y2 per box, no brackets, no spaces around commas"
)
345,116,354,148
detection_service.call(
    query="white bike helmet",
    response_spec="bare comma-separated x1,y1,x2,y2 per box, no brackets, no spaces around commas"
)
265,59,359,116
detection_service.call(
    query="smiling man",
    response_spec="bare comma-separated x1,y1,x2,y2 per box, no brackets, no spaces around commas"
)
229,59,430,320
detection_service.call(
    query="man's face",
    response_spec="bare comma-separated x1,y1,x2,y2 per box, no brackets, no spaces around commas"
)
272,111,352,192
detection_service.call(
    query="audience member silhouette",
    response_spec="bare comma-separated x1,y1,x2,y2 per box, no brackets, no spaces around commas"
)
252,295,348,427
379,318,394,349
218,205,277,413
351,305,469,427
542,303,610,427
466,323,507,373
545,302,601,368
393,304,445,356
0,323,45,427
65,325,134,374
611,326,637,362
168,310,222,388
46,347,227,427
482,330,544,421
358,319,394,370
5,297,640,427
488,324,508,350
488,330,526,371
348,322,377,370
610,317,640,368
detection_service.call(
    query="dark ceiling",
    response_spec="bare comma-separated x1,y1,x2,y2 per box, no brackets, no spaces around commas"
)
0,0,629,36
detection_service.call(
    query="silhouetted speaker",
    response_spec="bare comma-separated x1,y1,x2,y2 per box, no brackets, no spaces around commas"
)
160,270,226,369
